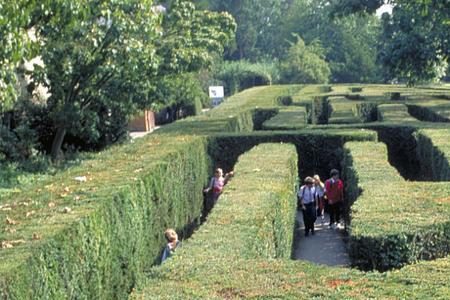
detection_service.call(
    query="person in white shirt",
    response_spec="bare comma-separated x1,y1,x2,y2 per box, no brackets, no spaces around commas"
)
298,176,318,236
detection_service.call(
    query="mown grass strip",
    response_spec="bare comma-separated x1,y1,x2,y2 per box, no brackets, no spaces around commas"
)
343,141,450,271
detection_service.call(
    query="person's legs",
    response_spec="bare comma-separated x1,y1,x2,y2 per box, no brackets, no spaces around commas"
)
302,209,309,236
329,203,336,225
336,202,342,225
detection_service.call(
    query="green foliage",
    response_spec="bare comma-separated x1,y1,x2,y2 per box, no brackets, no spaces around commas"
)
377,104,418,122
26,0,235,159
414,129,450,180
199,0,289,60
151,73,208,115
355,102,378,122
130,143,298,295
0,134,211,299
0,1,36,111
216,60,279,95
343,140,450,271
334,0,450,84
310,96,333,124
407,103,450,123
262,108,307,130
280,36,331,84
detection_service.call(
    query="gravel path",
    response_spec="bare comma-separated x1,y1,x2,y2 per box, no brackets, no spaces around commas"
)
293,211,350,267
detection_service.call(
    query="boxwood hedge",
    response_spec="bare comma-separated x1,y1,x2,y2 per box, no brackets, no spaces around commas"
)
414,129,450,180
343,141,450,271
0,135,211,299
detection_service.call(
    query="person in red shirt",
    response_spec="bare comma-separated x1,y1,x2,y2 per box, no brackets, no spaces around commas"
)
325,169,344,229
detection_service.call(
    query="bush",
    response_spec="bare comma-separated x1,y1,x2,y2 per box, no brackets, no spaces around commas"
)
377,104,418,122
309,96,332,124
343,141,450,271
354,103,378,122
216,60,279,95
280,36,330,84
262,108,307,130
414,129,450,180
0,135,211,299
407,104,450,122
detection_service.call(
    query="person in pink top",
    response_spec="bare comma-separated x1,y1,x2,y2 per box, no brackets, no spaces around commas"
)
325,169,344,229
204,168,234,205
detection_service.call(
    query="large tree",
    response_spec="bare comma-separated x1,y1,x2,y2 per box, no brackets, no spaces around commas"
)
196,0,289,60
331,0,450,84
29,0,234,159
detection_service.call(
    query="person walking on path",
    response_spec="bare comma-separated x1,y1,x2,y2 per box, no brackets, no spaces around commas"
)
314,174,326,224
204,168,234,205
298,176,318,236
161,228,181,263
325,169,344,229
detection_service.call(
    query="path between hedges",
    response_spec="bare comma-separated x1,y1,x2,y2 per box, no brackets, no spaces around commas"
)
294,212,350,267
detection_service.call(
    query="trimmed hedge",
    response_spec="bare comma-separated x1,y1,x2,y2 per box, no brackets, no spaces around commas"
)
377,104,418,122
407,103,450,123
261,108,307,130
0,135,211,299
131,143,298,298
414,129,450,180
355,102,378,123
343,141,450,271
132,140,450,300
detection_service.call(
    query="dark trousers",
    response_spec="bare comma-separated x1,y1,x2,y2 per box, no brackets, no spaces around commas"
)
329,201,342,225
302,203,317,235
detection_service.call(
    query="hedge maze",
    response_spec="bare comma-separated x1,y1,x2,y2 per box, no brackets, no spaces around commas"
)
1,84,450,299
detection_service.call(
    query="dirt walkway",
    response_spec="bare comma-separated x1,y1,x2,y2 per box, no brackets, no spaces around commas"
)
293,211,350,267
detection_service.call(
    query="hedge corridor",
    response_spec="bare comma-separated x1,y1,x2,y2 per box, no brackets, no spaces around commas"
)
1,84,450,299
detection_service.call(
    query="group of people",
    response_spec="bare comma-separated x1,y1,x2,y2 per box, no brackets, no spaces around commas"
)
161,167,343,263
297,169,344,237
161,167,234,263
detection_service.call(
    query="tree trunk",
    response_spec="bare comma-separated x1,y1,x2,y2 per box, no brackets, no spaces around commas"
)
51,127,66,161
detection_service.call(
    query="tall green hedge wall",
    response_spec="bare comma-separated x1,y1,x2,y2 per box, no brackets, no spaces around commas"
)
0,135,210,299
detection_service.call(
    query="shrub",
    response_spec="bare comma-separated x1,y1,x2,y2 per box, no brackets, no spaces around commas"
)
343,141,450,271
262,108,307,130
309,96,332,124
407,104,450,122
216,60,279,95
280,36,331,84
377,104,418,122
0,135,211,299
354,103,378,122
414,129,450,180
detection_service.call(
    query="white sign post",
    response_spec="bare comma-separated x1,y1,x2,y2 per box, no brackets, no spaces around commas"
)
209,86,224,107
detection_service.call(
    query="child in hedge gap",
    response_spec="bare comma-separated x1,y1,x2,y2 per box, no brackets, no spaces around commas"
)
161,228,181,263
203,168,234,205
325,169,344,230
